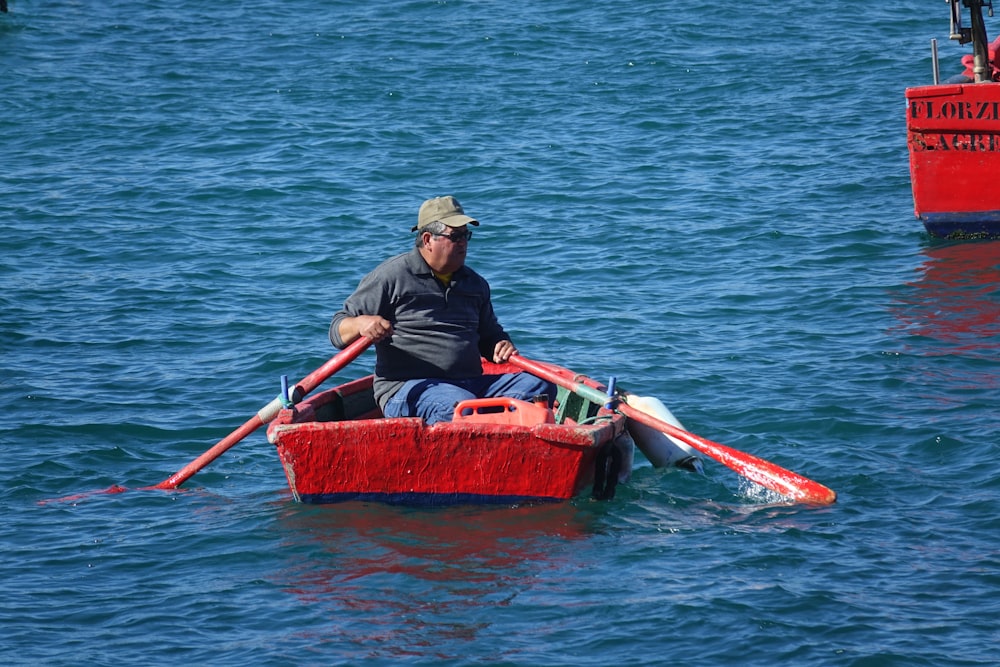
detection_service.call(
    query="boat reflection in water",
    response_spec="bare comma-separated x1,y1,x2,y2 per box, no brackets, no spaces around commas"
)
893,241,1000,358
269,500,596,657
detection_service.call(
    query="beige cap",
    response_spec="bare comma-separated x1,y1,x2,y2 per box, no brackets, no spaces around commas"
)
412,195,480,232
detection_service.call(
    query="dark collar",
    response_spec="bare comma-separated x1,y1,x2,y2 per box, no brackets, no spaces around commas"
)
406,247,468,280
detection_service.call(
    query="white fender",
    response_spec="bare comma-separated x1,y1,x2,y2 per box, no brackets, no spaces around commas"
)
624,394,703,472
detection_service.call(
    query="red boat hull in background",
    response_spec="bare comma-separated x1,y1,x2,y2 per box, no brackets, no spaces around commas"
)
906,82,1000,238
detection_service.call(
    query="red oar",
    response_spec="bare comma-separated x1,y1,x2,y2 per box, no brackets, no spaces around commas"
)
510,354,836,505
46,337,372,503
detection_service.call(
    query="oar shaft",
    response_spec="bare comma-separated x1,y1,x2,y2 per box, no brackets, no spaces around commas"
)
509,354,836,505
151,409,274,490
152,336,372,490
296,338,371,396
509,354,608,404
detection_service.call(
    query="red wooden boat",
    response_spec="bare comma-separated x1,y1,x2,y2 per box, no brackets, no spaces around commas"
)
265,359,632,505
906,0,1000,239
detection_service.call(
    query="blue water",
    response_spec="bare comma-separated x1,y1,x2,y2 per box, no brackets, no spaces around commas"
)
3,1,999,664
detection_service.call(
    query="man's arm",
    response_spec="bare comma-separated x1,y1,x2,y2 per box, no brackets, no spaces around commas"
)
332,315,393,347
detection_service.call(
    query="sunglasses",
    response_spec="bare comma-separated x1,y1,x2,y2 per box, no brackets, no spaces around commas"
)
431,229,473,243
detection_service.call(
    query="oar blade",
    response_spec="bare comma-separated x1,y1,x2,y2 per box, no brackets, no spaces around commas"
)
619,401,837,505
508,353,836,505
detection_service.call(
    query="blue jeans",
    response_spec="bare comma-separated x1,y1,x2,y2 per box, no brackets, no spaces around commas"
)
382,373,556,425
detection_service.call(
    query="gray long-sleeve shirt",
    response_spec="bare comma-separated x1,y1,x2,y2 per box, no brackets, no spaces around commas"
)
330,248,510,409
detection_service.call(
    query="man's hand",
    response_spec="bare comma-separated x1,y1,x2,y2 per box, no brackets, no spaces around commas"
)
340,315,393,344
358,315,393,342
492,339,517,363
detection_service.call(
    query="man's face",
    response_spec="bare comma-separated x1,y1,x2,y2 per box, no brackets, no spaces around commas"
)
422,225,471,273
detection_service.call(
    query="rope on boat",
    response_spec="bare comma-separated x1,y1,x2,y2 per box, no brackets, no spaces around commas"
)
592,440,622,500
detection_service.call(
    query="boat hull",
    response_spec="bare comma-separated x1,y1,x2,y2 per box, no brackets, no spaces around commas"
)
266,368,627,505
906,82,1000,239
